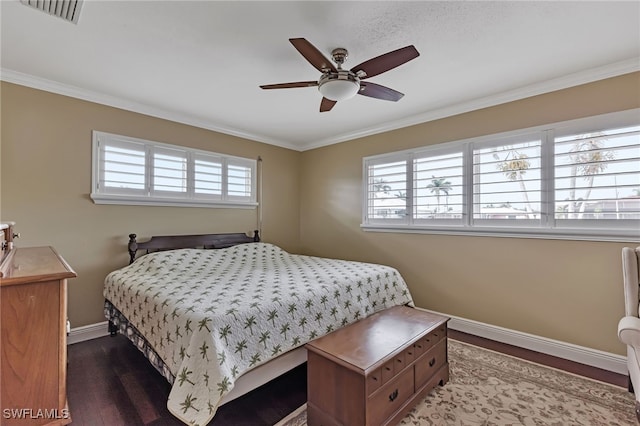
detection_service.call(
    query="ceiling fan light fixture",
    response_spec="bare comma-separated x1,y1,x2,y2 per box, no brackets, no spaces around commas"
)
260,39,419,111
318,72,360,101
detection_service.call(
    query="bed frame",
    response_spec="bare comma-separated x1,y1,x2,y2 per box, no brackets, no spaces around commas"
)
127,230,261,264
110,230,307,406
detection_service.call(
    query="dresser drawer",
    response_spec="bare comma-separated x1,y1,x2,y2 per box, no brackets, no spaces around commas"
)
367,366,414,424
415,339,447,390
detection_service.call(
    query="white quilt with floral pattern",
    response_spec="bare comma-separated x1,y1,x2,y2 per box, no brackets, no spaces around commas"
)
104,242,414,425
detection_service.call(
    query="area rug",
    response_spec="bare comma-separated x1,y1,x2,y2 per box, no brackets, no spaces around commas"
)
275,339,636,426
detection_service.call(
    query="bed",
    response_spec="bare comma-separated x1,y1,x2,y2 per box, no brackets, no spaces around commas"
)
103,231,415,425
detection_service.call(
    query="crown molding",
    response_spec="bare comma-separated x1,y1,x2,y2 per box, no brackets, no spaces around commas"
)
0,68,299,151
301,57,640,151
2,57,638,152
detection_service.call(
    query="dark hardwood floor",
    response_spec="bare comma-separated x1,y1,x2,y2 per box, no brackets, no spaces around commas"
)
67,334,306,426
66,330,629,426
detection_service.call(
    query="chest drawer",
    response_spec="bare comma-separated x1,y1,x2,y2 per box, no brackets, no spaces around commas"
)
367,365,414,424
414,323,446,355
415,338,447,390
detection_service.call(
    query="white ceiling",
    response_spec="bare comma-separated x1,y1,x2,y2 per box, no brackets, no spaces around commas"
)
1,1,639,151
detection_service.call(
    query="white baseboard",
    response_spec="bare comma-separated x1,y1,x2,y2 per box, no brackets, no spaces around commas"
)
68,313,628,375
416,307,628,375
67,321,109,345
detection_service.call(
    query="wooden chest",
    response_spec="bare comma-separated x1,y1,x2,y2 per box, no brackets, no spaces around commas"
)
306,306,449,426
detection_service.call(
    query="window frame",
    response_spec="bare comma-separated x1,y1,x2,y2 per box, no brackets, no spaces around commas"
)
91,131,257,209
361,109,640,242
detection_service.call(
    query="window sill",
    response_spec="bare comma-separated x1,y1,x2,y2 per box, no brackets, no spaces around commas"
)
90,193,258,209
360,223,640,243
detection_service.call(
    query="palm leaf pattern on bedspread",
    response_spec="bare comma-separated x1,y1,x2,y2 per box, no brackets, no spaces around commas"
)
104,242,414,425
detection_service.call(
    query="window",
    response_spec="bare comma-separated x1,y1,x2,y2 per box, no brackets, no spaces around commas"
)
472,134,542,227
101,139,146,194
414,149,464,225
91,131,257,208
554,125,640,225
366,155,409,223
193,153,222,198
362,109,640,241
152,147,188,195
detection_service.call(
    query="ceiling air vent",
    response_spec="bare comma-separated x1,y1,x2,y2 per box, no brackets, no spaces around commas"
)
20,0,83,24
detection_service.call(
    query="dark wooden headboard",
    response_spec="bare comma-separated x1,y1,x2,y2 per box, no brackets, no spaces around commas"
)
127,230,260,264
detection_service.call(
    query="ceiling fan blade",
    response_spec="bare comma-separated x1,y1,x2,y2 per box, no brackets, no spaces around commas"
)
320,97,337,112
351,45,419,79
260,81,318,90
289,38,337,73
358,81,404,101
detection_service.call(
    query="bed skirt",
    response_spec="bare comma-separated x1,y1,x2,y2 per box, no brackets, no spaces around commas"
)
104,299,175,384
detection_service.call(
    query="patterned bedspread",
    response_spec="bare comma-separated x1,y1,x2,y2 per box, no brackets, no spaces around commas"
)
103,242,414,425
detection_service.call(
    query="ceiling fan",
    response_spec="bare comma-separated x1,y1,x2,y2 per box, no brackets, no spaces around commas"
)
260,38,420,112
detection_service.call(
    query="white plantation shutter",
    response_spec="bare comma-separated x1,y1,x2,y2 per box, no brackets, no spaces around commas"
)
414,149,464,225
99,137,146,194
152,147,187,196
554,124,640,225
365,156,409,224
227,159,255,201
91,131,257,208
194,154,223,199
472,135,543,226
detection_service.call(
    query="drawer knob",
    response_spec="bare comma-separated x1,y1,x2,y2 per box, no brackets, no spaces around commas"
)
429,357,436,367
389,389,398,402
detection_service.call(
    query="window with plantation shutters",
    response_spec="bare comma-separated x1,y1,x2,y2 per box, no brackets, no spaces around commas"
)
414,149,464,225
362,108,639,242
100,138,146,194
554,123,640,225
365,155,409,224
91,131,257,208
227,160,254,200
152,147,187,195
472,135,542,226
194,154,223,198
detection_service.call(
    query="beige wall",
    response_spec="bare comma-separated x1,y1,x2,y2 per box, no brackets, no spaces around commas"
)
2,73,638,355
0,82,301,328
299,72,640,355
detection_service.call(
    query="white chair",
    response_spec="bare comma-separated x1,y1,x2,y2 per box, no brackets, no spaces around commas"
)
617,246,640,421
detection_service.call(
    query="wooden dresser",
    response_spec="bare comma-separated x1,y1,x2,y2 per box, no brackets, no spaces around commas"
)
306,306,449,426
1,222,16,261
0,246,76,426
